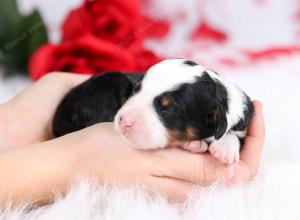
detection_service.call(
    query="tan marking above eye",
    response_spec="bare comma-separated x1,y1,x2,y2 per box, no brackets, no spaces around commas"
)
185,126,198,139
166,127,198,147
160,95,173,106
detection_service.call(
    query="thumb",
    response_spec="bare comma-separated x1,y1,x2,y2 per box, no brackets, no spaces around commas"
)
227,162,250,185
196,155,249,185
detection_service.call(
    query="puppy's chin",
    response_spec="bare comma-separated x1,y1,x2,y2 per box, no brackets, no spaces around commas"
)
119,132,168,150
116,121,169,149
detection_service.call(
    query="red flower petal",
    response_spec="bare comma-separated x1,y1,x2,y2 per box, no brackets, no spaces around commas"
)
29,35,139,80
192,20,228,43
134,49,164,72
29,44,61,80
142,16,171,39
245,46,300,61
62,7,91,41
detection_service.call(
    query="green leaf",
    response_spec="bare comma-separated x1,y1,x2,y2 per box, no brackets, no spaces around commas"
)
0,0,23,42
18,9,48,72
0,0,48,75
23,10,48,55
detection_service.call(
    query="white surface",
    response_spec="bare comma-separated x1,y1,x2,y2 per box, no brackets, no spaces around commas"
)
1,56,300,219
0,74,30,103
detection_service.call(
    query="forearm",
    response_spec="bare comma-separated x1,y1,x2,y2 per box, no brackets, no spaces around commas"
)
0,139,75,207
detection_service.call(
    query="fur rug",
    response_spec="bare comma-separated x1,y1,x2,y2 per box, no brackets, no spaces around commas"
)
1,57,300,219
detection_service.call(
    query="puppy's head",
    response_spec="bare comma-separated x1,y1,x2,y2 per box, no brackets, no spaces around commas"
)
114,59,228,149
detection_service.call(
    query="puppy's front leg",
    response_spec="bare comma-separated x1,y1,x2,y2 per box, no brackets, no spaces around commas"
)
209,134,240,164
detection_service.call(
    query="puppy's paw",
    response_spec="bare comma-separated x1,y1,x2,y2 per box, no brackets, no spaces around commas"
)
182,140,208,153
209,135,240,164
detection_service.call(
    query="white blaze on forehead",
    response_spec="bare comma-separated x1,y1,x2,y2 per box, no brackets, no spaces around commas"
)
141,59,206,97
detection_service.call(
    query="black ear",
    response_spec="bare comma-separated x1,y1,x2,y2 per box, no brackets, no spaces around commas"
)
133,78,142,92
206,105,228,140
214,105,228,139
124,72,144,92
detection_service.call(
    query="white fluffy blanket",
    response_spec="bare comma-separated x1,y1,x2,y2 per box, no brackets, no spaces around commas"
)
1,57,300,219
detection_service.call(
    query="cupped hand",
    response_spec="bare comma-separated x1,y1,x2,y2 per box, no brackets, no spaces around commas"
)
62,102,264,202
0,70,265,203
0,73,90,148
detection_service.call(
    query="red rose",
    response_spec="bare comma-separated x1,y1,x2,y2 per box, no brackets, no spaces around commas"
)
29,35,136,80
141,16,171,39
62,0,141,47
29,0,166,80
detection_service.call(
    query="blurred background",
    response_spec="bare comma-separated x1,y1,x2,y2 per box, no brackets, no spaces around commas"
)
1,0,300,102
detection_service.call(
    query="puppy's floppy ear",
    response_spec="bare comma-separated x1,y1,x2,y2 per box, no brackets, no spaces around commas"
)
125,72,144,92
206,105,228,140
214,105,228,139
133,78,143,92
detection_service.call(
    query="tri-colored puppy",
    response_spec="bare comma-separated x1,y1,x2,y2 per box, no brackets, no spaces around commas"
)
53,59,253,164
114,59,253,164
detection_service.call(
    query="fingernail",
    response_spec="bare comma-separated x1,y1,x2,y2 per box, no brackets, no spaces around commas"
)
228,163,249,185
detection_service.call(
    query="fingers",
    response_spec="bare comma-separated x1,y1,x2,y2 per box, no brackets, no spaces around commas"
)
94,124,243,186
152,101,265,186
39,72,91,90
152,148,232,186
240,100,265,179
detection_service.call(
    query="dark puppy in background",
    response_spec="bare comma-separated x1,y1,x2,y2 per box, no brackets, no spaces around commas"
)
53,59,253,164
52,72,143,137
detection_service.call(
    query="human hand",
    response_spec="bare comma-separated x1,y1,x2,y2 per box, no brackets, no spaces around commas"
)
0,73,90,149
64,102,265,201
239,100,265,180
0,102,264,206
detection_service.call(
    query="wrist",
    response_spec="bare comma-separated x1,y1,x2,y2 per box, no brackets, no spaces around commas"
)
0,102,13,149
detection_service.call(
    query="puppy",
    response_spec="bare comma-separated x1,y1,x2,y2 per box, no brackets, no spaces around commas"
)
114,59,253,164
52,72,142,137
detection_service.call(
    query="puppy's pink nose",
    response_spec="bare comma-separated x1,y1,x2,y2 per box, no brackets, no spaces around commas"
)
119,115,134,134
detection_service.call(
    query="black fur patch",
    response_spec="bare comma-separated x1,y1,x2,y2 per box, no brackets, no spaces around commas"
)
183,60,198,66
52,72,140,137
238,137,245,150
153,72,229,141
